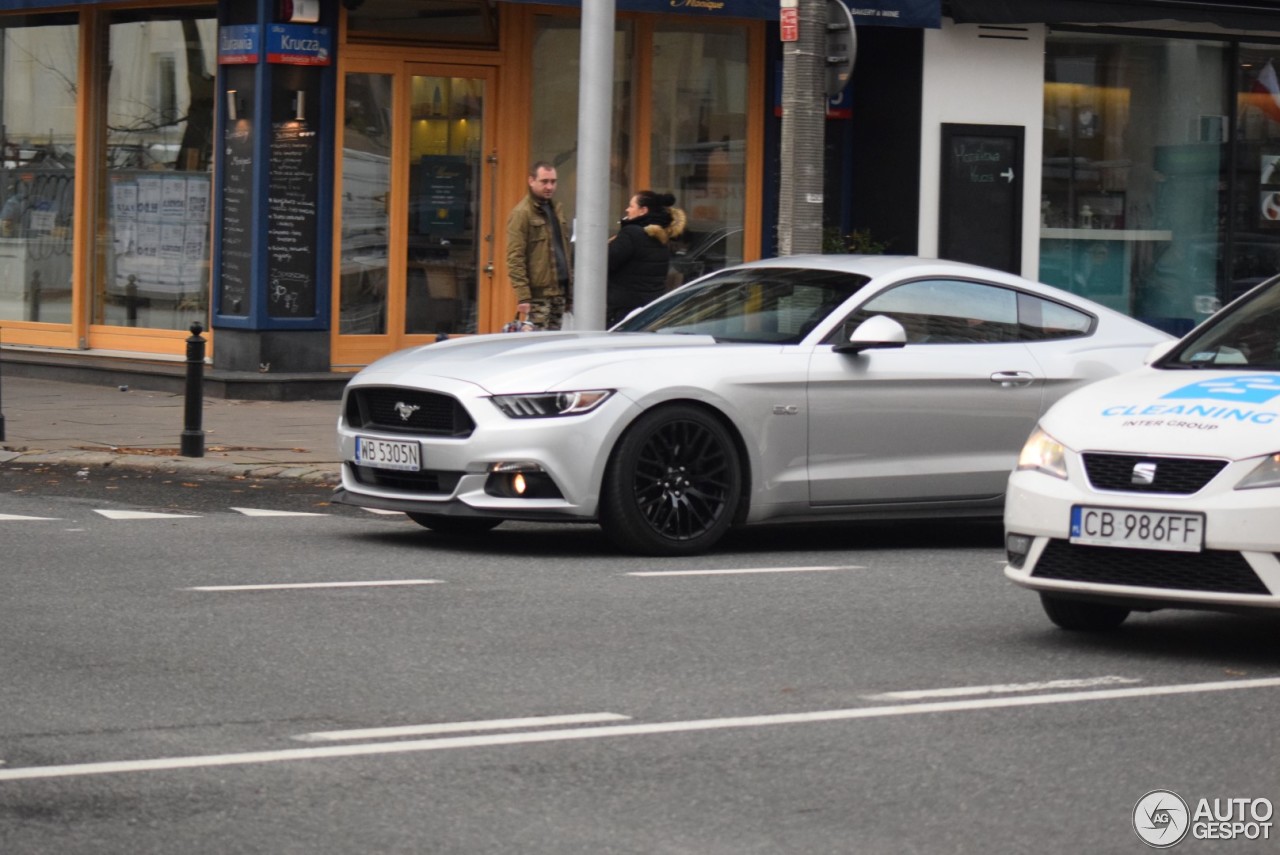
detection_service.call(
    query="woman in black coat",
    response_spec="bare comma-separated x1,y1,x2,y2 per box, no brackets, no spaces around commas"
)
606,190,686,326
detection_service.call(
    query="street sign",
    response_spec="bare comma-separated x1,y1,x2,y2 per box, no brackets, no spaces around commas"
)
781,7,798,41
826,0,856,98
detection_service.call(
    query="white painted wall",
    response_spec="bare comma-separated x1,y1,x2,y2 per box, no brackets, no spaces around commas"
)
919,20,1046,278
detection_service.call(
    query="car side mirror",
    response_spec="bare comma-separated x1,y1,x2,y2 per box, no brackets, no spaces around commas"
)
1143,339,1178,364
832,314,908,354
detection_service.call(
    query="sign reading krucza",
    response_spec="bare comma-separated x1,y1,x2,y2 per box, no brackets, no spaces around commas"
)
266,24,331,66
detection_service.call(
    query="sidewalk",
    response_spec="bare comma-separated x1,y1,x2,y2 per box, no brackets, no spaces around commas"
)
0,375,343,484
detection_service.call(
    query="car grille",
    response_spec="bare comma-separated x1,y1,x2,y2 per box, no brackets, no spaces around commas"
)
1081,453,1227,494
350,464,465,495
1031,539,1269,595
345,387,475,437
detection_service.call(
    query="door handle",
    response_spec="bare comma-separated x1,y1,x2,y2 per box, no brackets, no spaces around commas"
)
990,370,1035,388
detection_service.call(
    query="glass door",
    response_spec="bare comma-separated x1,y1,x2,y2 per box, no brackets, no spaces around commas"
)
334,60,495,367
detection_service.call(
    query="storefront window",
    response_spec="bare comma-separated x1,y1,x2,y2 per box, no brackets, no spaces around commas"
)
339,72,392,336
529,15,633,232
650,23,748,284
95,12,216,331
0,16,78,325
1233,47,1280,302
1041,33,1230,336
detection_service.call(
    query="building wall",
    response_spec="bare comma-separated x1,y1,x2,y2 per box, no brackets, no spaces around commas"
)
919,20,1047,276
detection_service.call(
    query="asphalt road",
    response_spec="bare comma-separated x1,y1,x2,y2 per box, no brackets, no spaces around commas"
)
3,464,1279,854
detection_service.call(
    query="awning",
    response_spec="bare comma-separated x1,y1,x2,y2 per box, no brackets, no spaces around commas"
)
500,0,941,28
946,0,1280,31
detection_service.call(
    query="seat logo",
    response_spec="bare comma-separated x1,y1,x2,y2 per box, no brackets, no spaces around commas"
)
394,402,420,421
1132,462,1157,485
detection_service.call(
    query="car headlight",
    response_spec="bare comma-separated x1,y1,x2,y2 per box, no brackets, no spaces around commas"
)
489,390,613,418
1237,453,1280,490
1016,426,1068,480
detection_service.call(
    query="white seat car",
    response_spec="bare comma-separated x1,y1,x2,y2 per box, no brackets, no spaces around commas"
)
1005,274,1280,629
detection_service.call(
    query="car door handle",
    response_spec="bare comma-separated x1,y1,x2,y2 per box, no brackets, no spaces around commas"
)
990,370,1036,388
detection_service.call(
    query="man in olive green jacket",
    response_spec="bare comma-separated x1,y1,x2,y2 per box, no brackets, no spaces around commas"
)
506,161,573,330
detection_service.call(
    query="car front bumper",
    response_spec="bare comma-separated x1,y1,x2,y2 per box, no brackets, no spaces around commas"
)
333,380,641,521
1003,467,1280,611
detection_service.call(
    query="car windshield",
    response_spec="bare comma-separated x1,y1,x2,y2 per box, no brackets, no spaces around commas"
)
1163,277,1280,370
613,267,871,344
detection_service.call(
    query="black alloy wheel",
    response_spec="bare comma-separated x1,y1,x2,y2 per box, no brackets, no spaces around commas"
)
600,404,743,556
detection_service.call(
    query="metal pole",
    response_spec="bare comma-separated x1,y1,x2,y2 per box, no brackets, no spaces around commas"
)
181,322,205,457
573,0,615,330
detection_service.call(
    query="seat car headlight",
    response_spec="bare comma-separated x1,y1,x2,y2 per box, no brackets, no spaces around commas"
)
489,390,613,418
1237,453,1280,490
1016,426,1069,480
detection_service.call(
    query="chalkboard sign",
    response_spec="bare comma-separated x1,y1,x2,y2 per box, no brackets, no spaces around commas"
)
219,122,254,315
267,121,319,318
938,124,1024,274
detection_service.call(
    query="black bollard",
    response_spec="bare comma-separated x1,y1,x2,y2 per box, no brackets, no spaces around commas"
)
0,324,6,442
180,322,205,457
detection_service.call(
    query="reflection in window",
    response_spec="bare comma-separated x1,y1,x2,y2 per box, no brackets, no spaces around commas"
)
96,13,217,331
339,72,392,335
529,16,632,225
1040,33,1229,338
0,18,78,324
651,24,748,281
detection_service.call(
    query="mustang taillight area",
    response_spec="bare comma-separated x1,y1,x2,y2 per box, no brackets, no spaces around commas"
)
485,462,564,499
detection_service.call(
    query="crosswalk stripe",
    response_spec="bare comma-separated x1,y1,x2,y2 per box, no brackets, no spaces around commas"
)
0,513,61,521
230,507,328,517
93,510,200,520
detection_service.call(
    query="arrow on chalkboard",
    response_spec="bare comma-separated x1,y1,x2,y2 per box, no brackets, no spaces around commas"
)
1001,168,1015,183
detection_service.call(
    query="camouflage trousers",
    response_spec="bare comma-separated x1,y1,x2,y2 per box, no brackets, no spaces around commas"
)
526,293,568,330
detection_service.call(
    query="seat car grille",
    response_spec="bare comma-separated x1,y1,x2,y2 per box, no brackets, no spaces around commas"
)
350,465,464,495
1031,539,1269,595
345,387,475,437
1081,453,1227,494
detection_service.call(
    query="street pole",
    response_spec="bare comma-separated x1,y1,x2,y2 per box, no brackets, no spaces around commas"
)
777,0,829,256
573,0,615,330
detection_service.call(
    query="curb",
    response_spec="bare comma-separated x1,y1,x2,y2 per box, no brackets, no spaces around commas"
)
0,448,341,485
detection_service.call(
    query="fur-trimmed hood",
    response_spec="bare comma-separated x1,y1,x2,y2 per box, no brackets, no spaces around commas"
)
641,206,686,245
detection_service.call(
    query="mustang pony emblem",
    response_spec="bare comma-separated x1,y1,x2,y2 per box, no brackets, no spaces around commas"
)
394,402,421,421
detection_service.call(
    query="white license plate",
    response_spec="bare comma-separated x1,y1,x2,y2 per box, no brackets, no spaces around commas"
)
1069,506,1204,552
354,436,421,472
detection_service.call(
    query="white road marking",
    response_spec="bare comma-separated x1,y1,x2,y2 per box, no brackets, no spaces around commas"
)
0,513,61,521
362,508,404,516
186,580,442,592
628,565,864,577
5,676,1278,782
294,713,632,742
231,507,329,517
94,510,199,520
864,675,1142,701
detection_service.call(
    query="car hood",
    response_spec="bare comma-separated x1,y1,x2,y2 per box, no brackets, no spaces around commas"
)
350,331,722,393
1041,368,1280,459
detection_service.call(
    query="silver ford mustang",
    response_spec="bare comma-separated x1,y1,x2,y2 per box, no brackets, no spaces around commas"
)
333,256,1171,555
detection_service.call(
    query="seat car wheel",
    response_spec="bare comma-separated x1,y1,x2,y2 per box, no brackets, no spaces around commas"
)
600,404,743,556
406,512,501,536
1039,593,1130,631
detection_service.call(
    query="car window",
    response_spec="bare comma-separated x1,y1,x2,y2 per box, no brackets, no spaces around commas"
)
1016,292,1093,340
615,267,870,344
1163,278,1280,369
831,278,1019,344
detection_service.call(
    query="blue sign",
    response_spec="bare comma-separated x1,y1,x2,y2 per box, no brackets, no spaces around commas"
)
265,24,332,66
500,0,940,28
1161,375,1280,405
218,25,259,65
